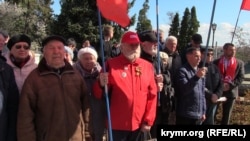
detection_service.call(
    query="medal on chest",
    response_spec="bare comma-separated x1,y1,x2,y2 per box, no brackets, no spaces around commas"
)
122,66,128,78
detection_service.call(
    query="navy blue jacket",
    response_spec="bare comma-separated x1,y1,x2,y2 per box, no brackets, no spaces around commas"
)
175,63,206,119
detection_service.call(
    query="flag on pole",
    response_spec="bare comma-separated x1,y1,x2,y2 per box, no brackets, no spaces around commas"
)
241,0,250,10
97,0,130,27
231,0,250,43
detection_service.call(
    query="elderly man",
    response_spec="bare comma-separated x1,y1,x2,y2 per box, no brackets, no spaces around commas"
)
163,36,182,80
162,35,182,125
93,31,157,141
17,35,88,141
138,30,174,137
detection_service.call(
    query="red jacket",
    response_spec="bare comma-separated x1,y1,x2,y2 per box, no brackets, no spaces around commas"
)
93,55,157,131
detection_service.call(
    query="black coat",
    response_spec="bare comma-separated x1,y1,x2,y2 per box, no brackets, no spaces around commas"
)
0,56,19,141
96,40,121,66
162,48,182,87
140,50,174,112
199,61,223,105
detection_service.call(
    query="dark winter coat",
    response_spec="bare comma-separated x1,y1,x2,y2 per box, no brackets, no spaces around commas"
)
96,40,120,66
162,48,182,87
199,61,223,105
17,58,88,141
73,61,106,140
140,50,174,113
0,56,19,141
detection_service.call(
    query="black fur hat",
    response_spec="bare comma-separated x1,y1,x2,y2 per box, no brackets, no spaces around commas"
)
7,34,31,50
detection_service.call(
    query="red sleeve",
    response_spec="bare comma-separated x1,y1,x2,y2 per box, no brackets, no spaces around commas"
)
93,60,110,99
92,80,103,99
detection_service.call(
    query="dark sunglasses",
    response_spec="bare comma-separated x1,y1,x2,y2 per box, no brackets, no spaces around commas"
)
207,53,214,56
15,45,30,50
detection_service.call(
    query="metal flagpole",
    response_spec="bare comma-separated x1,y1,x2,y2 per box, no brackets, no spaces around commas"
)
156,0,161,106
231,9,241,43
202,0,217,67
97,9,113,141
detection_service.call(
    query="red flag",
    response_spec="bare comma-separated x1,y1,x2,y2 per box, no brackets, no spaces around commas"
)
97,0,130,27
241,0,250,10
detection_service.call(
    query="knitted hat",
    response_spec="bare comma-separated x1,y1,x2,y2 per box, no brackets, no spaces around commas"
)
77,47,98,59
7,34,31,50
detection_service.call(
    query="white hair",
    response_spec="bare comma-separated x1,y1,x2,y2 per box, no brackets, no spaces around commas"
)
163,35,178,48
64,46,74,59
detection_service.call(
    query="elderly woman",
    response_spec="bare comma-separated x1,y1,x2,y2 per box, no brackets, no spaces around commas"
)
73,47,106,141
4,34,37,93
64,46,74,65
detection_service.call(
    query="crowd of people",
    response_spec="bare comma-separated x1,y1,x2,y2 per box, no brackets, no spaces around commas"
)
0,25,245,141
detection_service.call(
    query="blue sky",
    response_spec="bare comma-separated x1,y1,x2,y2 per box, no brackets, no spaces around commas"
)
51,0,250,46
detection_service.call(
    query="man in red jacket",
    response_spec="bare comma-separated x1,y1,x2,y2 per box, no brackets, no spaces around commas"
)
93,31,157,141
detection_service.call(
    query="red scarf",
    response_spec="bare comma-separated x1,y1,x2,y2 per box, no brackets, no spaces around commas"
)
218,56,237,83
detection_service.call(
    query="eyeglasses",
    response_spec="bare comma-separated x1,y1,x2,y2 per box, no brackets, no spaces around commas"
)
207,53,214,56
15,45,30,50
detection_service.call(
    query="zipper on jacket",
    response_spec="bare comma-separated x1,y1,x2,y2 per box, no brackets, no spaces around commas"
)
60,71,71,140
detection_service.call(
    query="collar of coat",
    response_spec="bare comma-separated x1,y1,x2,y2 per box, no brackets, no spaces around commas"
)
37,57,74,75
140,50,156,63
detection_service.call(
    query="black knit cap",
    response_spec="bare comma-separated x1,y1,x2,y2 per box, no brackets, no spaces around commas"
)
42,35,67,47
7,34,31,50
